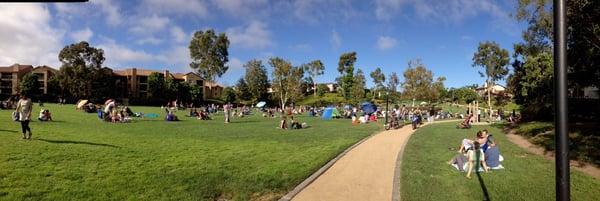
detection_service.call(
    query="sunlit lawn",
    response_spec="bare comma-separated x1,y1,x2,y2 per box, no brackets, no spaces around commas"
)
0,104,380,200
400,122,600,201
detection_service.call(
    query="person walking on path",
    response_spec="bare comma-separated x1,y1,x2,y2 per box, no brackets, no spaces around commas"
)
15,94,33,139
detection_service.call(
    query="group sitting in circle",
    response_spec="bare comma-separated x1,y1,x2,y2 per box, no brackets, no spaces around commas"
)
188,108,211,120
279,114,307,130
98,100,134,123
448,129,504,178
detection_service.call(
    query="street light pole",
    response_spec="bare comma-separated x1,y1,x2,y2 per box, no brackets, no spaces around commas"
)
385,91,389,124
553,0,570,200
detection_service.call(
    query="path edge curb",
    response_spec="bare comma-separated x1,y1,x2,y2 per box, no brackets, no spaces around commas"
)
391,128,413,201
278,130,381,201
392,120,462,201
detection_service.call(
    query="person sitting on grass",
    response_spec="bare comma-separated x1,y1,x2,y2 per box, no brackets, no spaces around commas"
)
466,140,490,179
198,110,211,120
189,108,199,117
111,109,121,123
120,110,132,123
38,109,52,121
166,111,179,121
279,114,288,129
290,116,303,129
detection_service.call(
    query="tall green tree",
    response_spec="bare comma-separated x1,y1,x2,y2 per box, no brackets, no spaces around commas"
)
189,29,229,90
402,59,443,101
303,60,325,97
472,41,509,121
387,72,399,93
221,87,236,103
370,67,386,94
432,76,446,103
353,69,366,103
234,78,250,103
57,41,107,100
337,52,357,100
243,59,269,103
147,72,165,100
269,57,304,108
19,73,40,97
511,0,600,120
189,85,203,105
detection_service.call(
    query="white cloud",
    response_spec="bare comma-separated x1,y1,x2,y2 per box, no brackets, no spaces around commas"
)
377,36,398,50
290,44,312,52
97,37,155,67
374,0,407,21
228,57,244,70
0,4,63,67
141,0,208,18
91,0,122,26
331,30,341,49
226,20,274,49
170,26,187,43
291,0,360,24
70,27,93,42
374,0,513,26
156,45,191,72
212,0,268,18
136,37,163,45
129,14,170,34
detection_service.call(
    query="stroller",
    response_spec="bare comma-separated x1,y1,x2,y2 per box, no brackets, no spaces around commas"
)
456,114,473,129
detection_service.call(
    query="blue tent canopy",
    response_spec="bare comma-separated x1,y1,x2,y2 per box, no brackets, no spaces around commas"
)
361,102,377,115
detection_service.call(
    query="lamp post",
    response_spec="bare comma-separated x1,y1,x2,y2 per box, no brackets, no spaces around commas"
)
385,91,390,124
553,0,569,200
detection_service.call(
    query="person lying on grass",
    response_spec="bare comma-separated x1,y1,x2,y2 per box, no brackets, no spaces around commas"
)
466,141,490,179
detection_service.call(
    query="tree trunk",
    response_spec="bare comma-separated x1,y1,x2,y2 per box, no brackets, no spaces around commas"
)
313,77,317,97
487,79,492,122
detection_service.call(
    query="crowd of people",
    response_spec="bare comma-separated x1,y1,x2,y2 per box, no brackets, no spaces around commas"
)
448,129,504,178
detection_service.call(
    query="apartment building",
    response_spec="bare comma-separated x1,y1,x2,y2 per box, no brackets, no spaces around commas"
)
112,68,223,99
0,64,59,96
1,64,223,100
0,64,33,96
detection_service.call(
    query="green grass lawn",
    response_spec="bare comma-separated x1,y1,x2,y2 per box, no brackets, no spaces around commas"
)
400,122,600,201
0,104,380,200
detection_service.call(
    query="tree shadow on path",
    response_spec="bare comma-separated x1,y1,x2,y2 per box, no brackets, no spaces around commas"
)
476,171,491,201
37,138,120,148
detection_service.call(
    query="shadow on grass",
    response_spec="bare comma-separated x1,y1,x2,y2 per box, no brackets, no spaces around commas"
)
476,171,491,201
37,138,120,148
0,129,17,133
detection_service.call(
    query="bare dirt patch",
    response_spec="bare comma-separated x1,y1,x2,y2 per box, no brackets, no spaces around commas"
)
506,130,600,180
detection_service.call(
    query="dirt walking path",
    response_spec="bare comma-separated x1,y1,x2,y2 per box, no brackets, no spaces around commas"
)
506,131,600,180
287,125,416,201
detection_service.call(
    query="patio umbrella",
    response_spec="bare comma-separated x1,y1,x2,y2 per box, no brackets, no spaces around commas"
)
420,101,428,105
76,100,88,109
104,99,115,105
256,101,266,108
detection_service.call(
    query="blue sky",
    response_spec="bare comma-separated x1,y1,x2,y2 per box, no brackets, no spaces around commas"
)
0,0,525,88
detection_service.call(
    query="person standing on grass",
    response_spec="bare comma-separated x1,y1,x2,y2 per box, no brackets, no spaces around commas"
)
15,94,33,139
224,103,231,123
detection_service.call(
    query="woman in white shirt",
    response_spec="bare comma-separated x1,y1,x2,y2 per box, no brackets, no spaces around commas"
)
15,94,33,139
